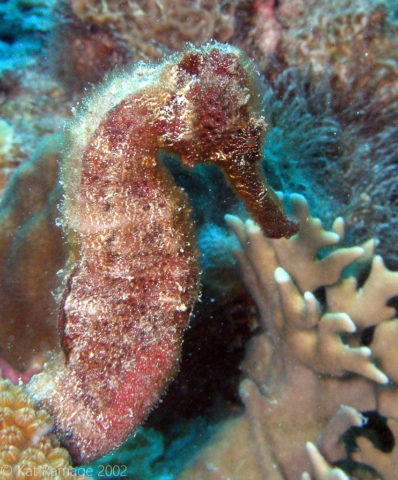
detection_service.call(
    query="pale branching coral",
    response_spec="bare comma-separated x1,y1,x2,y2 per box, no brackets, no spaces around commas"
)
302,443,349,480
272,0,398,270
0,374,86,479
178,195,398,480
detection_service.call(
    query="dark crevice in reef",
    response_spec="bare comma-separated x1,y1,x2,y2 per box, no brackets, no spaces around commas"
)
345,410,395,454
147,287,257,429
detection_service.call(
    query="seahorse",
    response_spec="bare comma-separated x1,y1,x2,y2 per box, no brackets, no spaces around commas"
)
27,43,298,464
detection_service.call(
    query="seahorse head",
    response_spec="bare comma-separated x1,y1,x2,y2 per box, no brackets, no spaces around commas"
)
160,44,264,163
157,43,298,238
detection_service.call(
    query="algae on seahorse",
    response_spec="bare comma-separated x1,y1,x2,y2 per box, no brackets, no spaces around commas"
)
28,43,298,464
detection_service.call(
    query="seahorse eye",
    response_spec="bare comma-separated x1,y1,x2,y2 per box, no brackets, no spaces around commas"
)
246,137,255,148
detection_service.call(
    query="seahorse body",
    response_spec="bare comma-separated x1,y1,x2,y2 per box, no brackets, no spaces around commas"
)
28,43,298,464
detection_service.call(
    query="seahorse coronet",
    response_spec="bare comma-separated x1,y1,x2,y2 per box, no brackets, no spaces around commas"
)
27,42,297,465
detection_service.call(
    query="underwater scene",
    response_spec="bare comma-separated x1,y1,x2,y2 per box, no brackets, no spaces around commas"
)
0,0,398,479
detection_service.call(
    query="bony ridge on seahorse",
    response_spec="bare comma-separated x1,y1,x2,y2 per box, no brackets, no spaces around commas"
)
27,42,298,465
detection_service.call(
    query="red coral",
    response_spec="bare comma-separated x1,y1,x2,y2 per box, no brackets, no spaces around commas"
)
28,43,297,465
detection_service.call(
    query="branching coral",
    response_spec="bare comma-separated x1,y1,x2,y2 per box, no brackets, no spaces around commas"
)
256,16,398,269
1,0,397,476
178,194,398,480
27,43,297,465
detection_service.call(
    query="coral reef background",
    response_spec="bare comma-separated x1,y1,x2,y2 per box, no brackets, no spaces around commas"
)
0,374,87,479
0,0,398,478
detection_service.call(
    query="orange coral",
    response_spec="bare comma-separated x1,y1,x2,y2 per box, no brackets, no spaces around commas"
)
0,375,86,479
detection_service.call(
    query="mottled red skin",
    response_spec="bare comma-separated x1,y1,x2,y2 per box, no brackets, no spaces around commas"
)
172,49,298,238
30,45,298,465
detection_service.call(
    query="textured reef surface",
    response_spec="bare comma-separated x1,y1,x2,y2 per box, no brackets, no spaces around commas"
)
0,0,398,479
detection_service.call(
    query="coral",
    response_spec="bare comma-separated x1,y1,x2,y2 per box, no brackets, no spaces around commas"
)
67,0,238,62
255,47,398,270
271,0,398,269
260,66,341,223
27,43,297,465
0,65,72,198
0,134,67,378
178,195,398,480
0,374,86,479
0,0,57,74
49,1,131,92
0,119,14,157
277,0,398,89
